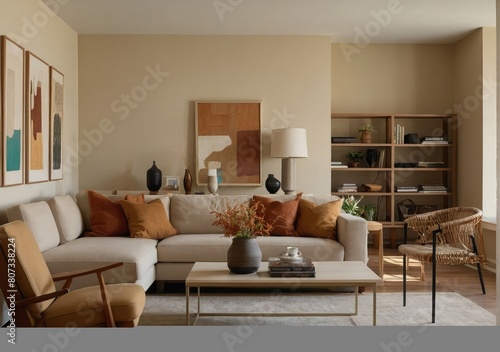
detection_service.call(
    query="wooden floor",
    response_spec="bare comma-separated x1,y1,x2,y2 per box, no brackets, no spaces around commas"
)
367,247,497,315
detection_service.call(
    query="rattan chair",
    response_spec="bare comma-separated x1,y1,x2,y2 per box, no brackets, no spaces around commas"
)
398,207,486,323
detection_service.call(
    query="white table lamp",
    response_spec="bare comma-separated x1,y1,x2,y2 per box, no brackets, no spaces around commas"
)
270,128,308,195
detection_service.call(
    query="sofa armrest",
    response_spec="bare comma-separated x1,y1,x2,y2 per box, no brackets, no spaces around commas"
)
336,213,368,264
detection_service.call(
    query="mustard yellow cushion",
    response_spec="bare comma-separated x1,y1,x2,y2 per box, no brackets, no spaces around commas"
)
120,199,178,239
123,193,145,203
295,198,343,240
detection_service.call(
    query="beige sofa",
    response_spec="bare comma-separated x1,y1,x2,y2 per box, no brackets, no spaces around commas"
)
6,192,368,292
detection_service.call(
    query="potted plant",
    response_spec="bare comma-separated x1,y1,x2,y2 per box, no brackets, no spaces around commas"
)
346,151,364,168
361,203,378,221
341,195,364,217
211,200,273,274
357,124,376,143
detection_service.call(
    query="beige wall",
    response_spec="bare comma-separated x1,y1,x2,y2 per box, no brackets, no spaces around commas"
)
0,0,79,223
77,35,332,195
331,44,454,114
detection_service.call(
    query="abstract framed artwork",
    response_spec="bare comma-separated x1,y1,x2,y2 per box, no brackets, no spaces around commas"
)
195,101,262,186
25,51,50,184
164,176,180,192
1,36,25,187
49,67,63,180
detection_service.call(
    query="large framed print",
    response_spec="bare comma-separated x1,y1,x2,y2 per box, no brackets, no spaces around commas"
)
195,101,262,186
26,52,50,183
49,67,63,180
1,36,25,186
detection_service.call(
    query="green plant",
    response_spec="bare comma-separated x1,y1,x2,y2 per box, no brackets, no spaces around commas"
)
346,152,364,162
361,203,377,221
210,201,273,239
341,195,364,216
357,124,376,133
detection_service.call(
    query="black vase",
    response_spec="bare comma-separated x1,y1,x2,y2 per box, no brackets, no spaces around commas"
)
146,161,162,192
265,174,281,194
366,149,378,168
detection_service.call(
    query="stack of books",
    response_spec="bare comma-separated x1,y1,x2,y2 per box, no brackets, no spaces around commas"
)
337,183,358,192
396,186,418,192
420,136,449,144
331,161,348,168
331,136,356,143
268,258,316,277
417,161,445,168
418,184,447,193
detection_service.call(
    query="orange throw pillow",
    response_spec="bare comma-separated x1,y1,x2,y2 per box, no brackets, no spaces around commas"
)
119,199,178,239
124,193,145,203
85,191,129,237
296,198,343,240
252,193,302,236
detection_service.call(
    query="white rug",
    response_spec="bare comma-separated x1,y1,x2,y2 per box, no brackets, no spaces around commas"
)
139,291,496,326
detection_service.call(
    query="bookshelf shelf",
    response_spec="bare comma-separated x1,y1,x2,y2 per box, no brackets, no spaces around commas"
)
331,113,457,246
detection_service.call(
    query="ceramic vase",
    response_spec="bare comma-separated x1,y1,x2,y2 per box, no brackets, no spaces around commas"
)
146,161,162,193
227,238,262,274
366,149,378,168
183,169,192,194
265,174,281,194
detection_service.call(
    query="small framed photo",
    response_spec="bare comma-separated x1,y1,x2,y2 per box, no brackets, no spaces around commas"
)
164,176,180,192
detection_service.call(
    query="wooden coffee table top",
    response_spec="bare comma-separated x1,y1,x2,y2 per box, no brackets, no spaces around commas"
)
186,261,382,288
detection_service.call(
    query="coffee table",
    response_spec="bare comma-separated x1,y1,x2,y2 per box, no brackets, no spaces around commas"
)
185,261,382,326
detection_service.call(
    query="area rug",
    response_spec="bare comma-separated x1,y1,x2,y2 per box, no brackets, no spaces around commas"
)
138,291,496,326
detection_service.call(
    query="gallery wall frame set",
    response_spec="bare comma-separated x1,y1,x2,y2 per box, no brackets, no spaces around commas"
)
195,100,262,187
0,35,64,187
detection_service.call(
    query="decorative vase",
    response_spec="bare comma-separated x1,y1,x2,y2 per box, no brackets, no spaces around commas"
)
207,169,218,195
227,238,262,274
183,169,192,194
366,149,378,168
265,174,281,194
146,161,162,193
360,131,372,143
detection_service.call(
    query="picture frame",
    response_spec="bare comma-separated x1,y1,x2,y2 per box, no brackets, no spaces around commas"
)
195,100,262,186
164,176,180,192
1,36,25,187
49,67,63,180
25,51,50,184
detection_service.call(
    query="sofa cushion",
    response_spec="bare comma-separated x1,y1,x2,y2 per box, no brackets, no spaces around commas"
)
47,195,85,243
120,199,177,239
251,193,302,236
42,237,158,287
7,201,60,252
169,195,251,234
295,198,343,240
156,234,344,262
85,190,129,237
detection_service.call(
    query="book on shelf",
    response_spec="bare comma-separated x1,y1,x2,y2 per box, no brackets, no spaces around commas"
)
396,186,418,192
421,136,446,141
331,162,348,168
417,161,445,168
337,183,358,192
331,165,348,168
395,124,405,144
377,150,385,168
332,136,356,143
418,184,447,192
421,140,449,145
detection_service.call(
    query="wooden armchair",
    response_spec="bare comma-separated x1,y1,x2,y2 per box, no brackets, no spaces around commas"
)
398,207,486,323
0,220,145,327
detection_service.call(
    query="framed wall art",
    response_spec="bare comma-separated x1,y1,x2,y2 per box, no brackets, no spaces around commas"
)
195,101,262,186
49,67,64,180
164,176,180,192
25,51,50,184
1,36,25,187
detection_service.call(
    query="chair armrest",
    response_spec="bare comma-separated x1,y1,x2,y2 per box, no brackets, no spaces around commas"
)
16,289,69,307
52,262,124,282
337,213,368,264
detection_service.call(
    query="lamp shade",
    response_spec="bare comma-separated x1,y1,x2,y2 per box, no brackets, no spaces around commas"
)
270,128,308,158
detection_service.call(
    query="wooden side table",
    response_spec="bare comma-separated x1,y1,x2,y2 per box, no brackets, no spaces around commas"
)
367,221,384,278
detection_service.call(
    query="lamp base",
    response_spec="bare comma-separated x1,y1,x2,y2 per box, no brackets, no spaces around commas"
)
281,158,296,195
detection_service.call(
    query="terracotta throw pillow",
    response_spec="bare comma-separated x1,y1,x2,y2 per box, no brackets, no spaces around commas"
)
252,193,302,236
296,198,343,240
123,193,145,203
119,199,178,239
85,191,129,237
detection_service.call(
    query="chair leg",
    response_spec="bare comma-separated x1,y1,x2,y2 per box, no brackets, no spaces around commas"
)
470,235,486,294
420,262,425,281
431,228,439,324
402,254,407,306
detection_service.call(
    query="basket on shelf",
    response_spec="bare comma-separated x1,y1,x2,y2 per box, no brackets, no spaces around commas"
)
397,198,437,221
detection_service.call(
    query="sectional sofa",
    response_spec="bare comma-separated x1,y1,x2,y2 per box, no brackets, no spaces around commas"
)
5,191,368,292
